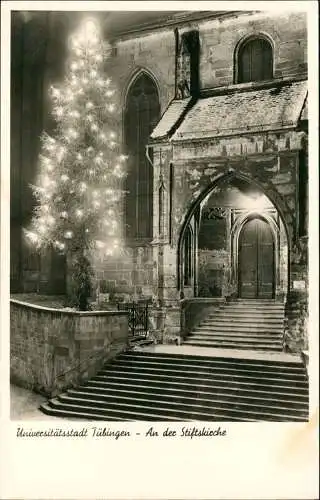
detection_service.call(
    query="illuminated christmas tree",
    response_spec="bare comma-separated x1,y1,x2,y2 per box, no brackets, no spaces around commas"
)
25,18,127,310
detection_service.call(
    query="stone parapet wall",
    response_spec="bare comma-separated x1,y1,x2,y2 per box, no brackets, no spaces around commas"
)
10,299,129,396
181,298,226,338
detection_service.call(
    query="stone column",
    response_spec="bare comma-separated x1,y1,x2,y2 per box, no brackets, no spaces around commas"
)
223,208,232,298
149,144,182,343
193,213,199,297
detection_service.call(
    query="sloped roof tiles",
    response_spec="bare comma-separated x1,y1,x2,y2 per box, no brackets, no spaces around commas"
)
166,80,307,142
150,97,192,140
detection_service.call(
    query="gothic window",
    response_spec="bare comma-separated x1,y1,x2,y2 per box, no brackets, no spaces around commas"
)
237,37,273,84
124,73,160,241
298,148,308,237
184,226,193,286
159,181,165,236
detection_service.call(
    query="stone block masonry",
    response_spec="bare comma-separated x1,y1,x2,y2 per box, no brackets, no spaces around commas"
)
200,11,307,88
108,28,176,123
10,299,129,396
284,290,308,353
92,245,155,300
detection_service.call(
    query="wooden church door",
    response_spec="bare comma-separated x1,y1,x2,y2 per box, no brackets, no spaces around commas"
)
238,218,274,299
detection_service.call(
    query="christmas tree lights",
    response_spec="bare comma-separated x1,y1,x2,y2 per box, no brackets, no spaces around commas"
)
25,18,127,310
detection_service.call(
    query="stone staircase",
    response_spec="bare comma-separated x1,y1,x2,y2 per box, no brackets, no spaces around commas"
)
183,300,285,351
40,350,308,422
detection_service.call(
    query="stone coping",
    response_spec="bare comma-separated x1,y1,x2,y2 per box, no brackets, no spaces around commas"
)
10,299,129,317
181,297,225,305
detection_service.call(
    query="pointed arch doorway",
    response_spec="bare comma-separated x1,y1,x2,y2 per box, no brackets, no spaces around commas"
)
238,217,275,299
177,172,289,301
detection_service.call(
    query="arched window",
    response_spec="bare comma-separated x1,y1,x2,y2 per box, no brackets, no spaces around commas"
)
124,73,160,241
184,226,193,286
237,37,273,84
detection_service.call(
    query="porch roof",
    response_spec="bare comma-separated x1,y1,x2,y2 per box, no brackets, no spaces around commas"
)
150,97,192,140
169,80,307,142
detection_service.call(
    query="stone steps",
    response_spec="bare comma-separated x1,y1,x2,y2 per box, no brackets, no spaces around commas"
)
202,317,283,324
183,339,283,351
85,378,308,402
185,299,285,351
40,351,308,422
194,325,283,333
184,335,283,344
80,381,308,404
190,332,282,340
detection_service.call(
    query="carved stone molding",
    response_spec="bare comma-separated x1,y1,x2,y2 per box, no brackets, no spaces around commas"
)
202,207,228,220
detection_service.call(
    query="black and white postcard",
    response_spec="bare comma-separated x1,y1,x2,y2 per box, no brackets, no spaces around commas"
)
1,1,318,499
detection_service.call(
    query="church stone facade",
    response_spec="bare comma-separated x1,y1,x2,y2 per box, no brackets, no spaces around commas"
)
11,10,308,350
